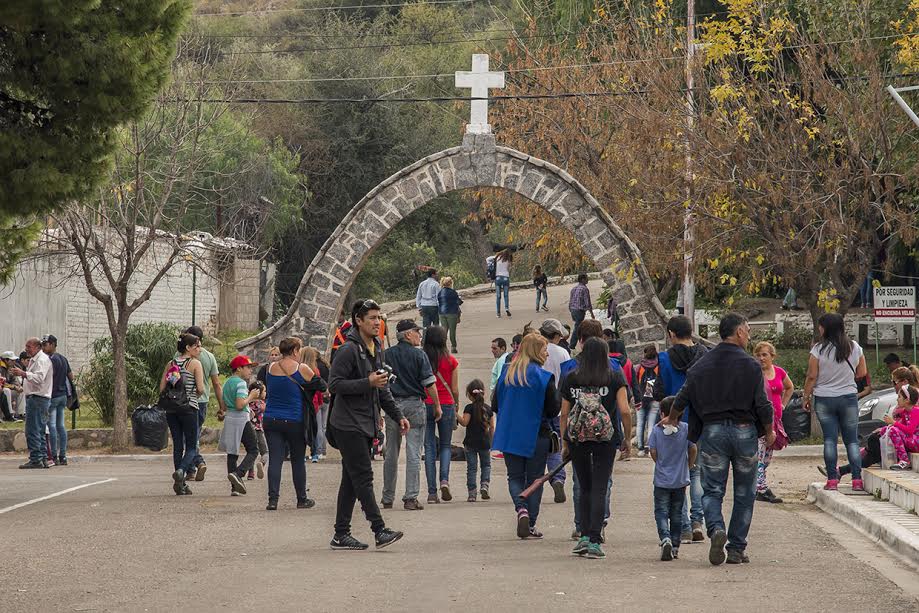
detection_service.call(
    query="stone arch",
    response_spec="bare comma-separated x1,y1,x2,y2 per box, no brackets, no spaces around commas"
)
238,134,669,355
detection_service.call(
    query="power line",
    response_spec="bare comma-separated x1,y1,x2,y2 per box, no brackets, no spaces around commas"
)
193,0,476,17
176,91,647,105
182,27,522,39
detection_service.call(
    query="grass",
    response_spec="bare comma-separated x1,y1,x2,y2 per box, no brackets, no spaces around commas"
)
770,347,894,391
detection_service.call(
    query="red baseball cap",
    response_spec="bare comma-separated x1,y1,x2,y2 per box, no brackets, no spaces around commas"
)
229,355,258,370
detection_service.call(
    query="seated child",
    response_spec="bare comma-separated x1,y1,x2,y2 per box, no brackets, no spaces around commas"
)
648,396,697,561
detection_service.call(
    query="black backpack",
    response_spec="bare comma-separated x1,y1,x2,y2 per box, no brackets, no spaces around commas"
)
158,360,191,413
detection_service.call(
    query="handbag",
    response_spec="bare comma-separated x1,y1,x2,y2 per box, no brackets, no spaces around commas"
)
435,369,458,430
768,417,788,452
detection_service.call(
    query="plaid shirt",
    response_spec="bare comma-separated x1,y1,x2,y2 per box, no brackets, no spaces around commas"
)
569,283,593,311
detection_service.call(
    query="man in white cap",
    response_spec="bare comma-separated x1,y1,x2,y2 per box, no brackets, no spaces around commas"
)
539,319,571,503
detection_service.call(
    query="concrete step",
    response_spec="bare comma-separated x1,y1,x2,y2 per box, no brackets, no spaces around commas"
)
808,482,919,567
912,453,919,474
862,467,919,514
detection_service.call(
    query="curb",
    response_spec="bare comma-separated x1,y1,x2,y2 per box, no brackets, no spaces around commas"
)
807,482,919,567
0,453,227,465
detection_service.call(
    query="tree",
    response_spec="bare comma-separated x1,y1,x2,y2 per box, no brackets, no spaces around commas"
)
41,53,307,449
0,1,191,278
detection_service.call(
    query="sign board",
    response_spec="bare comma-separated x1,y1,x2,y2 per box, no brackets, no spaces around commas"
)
874,286,916,323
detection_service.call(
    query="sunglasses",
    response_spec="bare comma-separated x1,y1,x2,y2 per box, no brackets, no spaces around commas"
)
353,299,380,317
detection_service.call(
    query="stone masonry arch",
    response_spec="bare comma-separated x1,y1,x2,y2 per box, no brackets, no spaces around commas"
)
237,134,669,356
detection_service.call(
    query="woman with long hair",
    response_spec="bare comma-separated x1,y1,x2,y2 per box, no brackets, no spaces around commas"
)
492,333,559,539
423,325,460,503
264,337,319,510
300,346,332,462
437,276,463,354
752,341,793,504
159,333,205,495
495,249,513,318
804,313,868,491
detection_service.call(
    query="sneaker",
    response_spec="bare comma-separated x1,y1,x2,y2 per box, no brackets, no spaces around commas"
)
381,500,394,510
680,531,693,544
709,529,728,566
586,542,605,559
297,498,316,509
440,482,452,502
496,313,501,318
516,509,530,539
311,455,319,463
528,527,544,539
673,548,679,559
571,529,581,541
194,463,207,481
231,490,240,497
427,494,440,504
638,449,649,458
180,484,193,495
186,469,197,481
46,459,56,467
851,479,865,491
480,484,490,500
660,538,674,561
375,528,404,549
505,310,512,317
403,499,424,511
257,462,265,479
572,536,590,556
692,522,705,542
467,492,476,503
756,488,783,503
228,473,247,495
726,549,750,564
266,499,278,511
552,480,566,503
823,479,839,491
890,461,910,471
58,457,68,466
172,469,186,495
247,470,255,480
330,533,369,551
492,452,504,459
19,461,44,469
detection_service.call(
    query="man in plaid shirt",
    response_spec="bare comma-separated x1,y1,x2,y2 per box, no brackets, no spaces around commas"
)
568,274,595,351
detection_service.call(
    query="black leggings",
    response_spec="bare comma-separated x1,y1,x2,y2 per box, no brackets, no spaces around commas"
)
570,440,616,543
264,417,307,502
227,421,259,478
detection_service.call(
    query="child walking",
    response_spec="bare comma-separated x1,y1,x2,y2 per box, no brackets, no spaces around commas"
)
218,356,262,496
247,380,267,480
456,379,494,502
648,397,697,561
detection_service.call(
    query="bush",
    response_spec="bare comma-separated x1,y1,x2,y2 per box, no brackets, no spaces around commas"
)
79,322,180,426
750,324,813,349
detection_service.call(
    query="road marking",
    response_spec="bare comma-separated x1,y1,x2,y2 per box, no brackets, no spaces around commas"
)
0,478,117,515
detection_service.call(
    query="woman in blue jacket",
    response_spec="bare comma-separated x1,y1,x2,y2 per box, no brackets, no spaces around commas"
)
437,276,463,353
492,333,559,539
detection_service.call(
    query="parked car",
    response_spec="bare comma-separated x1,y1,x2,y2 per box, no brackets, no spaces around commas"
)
857,387,897,442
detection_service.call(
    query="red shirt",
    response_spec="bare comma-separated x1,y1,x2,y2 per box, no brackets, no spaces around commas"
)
425,354,459,407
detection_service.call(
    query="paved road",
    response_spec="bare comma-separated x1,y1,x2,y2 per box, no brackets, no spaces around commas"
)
2,281,918,612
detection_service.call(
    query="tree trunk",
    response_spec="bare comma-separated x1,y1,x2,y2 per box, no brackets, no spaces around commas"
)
111,321,130,451
464,194,493,275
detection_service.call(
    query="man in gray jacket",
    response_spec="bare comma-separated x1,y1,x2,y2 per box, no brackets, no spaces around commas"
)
328,299,410,551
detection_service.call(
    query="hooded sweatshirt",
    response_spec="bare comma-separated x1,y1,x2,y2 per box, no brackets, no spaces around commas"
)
652,343,707,406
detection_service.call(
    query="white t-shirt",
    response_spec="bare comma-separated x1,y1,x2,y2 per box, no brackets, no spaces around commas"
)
543,343,571,382
495,258,510,278
811,340,862,396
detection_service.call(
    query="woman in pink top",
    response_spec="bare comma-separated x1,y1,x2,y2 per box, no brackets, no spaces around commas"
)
884,385,919,471
753,342,794,503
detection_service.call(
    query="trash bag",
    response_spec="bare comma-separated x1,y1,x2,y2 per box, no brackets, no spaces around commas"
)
782,392,811,442
131,405,168,451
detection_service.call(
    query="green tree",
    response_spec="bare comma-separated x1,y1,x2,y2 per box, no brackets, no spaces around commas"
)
0,0,191,278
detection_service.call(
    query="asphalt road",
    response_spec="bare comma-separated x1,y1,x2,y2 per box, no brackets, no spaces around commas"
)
2,281,918,612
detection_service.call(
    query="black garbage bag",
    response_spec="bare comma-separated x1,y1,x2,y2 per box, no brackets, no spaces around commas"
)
132,405,168,451
782,392,811,442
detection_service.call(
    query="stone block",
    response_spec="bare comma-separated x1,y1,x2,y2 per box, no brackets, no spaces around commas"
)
400,179,421,202
619,314,647,331
13,431,27,451
434,159,456,192
315,290,339,309
612,284,636,303
637,326,667,343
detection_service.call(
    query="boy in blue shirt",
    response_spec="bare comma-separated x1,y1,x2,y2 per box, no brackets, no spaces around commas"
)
648,396,697,561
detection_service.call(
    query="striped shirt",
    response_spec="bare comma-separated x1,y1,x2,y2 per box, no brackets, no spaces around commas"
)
175,358,199,406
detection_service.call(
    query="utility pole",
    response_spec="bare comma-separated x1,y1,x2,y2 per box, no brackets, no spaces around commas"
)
682,0,697,328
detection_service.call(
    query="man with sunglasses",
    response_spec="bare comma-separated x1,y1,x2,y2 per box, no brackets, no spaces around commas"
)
329,299,410,551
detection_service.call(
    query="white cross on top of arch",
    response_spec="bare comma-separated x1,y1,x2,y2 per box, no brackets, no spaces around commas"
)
455,54,505,135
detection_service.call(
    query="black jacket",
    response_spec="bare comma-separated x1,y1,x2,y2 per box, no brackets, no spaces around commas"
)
329,328,403,438
672,342,774,442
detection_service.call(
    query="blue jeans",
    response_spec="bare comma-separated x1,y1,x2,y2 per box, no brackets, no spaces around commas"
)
193,401,207,467
48,395,68,460
570,309,586,350
699,421,759,552
25,395,51,464
504,435,550,525
382,398,426,503
420,305,439,328
546,415,566,483
424,404,455,495
814,394,862,480
636,401,660,450
167,411,199,473
465,447,492,492
860,272,874,306
573,468,612,532
681,464,704,534
313,401,329,457
654,486,686,546
535,287,548,309
495,276,510,313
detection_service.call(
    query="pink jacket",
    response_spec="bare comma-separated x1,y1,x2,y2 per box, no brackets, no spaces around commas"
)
893,406,919,437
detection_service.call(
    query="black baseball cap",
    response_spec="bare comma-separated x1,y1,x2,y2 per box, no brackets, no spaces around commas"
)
396,319,421,333
41,334,58,345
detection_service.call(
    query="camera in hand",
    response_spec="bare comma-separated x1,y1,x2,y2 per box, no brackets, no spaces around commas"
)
376,364,397,384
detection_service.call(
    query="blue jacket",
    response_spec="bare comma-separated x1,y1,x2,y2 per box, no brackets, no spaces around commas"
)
437,287,463,315
655,344,707,422
492,364,554,458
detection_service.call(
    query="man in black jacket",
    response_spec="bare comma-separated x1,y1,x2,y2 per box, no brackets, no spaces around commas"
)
328,299,410,551
672,313,775,567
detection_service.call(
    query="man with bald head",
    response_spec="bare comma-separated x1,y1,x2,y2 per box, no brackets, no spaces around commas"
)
9,337,53,468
